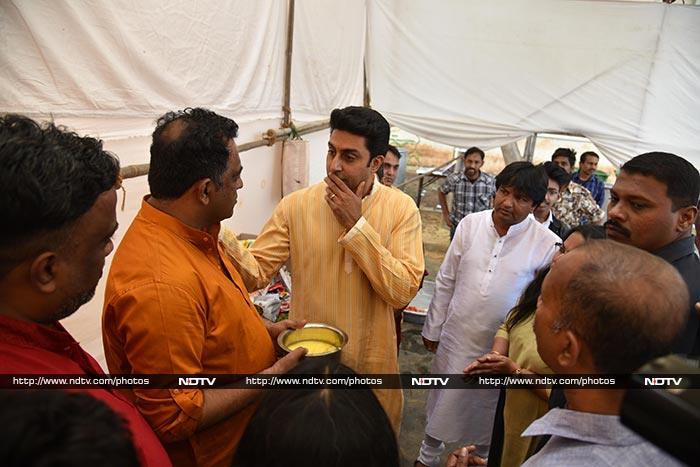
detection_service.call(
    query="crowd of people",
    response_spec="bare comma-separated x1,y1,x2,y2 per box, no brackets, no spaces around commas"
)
0,106,697,467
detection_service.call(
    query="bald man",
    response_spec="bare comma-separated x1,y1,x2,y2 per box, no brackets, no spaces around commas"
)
525,240,686,466
450,240,688,466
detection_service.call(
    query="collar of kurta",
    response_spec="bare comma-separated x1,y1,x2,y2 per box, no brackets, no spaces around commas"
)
0,314,76,354
491,210,531,237
140,196,220,251
365,175,381,200
522,408,643,447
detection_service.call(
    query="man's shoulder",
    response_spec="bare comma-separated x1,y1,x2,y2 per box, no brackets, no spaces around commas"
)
282,182,323,203
111,215,175,269
656,236,700,282
525,441,679,467
522,409,682,467
466,209,492,223
480,171,496,183
444,171,464,184
569,182,593,196
525,215,561,241
0,334,92,374
549,215,570,237
108,219,203,299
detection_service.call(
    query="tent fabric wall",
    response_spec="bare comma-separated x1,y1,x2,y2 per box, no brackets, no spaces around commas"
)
291,0,366,120
0,1,287,127
0,0,365,135
0,0,365,224
368,0,700,168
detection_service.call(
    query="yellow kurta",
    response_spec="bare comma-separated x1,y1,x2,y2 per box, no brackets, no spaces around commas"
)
495,314,553,467
220,180,424,431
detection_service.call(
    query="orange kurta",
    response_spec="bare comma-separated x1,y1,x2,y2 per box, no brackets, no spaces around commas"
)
103,198,275,467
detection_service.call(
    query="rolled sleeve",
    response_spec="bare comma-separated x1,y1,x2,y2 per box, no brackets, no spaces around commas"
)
135,388,204,443
495,322,510,341
439,174,456,194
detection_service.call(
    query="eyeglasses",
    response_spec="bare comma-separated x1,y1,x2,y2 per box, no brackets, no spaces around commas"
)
554,242,567,255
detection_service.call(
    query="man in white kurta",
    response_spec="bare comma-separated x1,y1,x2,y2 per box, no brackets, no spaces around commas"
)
418,162,560,466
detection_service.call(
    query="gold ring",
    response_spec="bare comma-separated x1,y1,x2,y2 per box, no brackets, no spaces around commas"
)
330,193,336,199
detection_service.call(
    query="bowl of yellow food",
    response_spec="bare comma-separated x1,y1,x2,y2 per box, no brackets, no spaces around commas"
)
277,323,348,362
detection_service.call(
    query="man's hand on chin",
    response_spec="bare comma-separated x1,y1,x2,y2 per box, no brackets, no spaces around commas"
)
324,173,366,231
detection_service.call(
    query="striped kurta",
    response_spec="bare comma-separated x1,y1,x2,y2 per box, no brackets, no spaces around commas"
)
220,180,424,431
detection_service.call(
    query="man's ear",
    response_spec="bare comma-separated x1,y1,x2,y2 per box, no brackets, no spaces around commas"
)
29,252,58,294
677,205,697,232
195,179,213,205
369,155,384,173
557,330,582,369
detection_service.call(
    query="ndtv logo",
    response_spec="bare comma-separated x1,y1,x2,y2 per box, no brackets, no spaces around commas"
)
178,377,217,386
643,377,682,386
412,377,448,386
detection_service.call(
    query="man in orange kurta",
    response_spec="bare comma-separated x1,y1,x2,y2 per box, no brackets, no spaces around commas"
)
102,108,305,467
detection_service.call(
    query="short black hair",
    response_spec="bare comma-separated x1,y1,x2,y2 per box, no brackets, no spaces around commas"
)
551,148,576,167
621,152,700,210
329,106,390,162
149,107,239,199
495,161,548,206
580,151,599,165
0,390,139,467
0,114,119,271
556,240,688,374
386,144,402,159
563,224,606,242
234,359,399,467
464,146,485,160
542,161,571,188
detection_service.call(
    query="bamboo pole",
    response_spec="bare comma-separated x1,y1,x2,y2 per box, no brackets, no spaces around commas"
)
119,119,330,180
282,0,295,127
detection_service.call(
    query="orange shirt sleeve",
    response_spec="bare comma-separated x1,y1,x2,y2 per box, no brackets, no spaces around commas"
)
104,282,208,443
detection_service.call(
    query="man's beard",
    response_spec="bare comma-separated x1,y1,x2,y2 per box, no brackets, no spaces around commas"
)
50,287,97,322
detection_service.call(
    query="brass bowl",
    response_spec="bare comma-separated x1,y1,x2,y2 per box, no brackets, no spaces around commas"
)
277,323,348,361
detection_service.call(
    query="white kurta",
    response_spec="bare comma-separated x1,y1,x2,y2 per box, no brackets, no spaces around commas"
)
421,210,559,445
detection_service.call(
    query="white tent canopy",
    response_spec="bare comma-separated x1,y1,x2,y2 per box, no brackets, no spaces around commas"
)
368,0,700,168
3,0,699,166
0,0,364,131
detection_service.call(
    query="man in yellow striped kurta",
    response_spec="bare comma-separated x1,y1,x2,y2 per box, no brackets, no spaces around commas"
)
220,106,424,432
